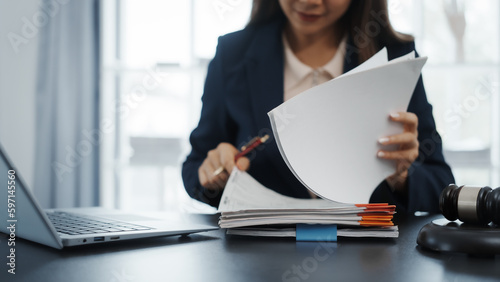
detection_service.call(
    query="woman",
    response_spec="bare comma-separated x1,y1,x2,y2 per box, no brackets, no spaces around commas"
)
182,0,455,213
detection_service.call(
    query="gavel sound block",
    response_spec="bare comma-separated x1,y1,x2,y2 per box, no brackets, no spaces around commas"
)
417,185,500,255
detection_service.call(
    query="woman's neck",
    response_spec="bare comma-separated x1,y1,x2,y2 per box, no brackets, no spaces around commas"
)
284,24,342,69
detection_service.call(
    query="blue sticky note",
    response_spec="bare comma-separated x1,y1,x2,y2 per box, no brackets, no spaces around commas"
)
296,224,337,241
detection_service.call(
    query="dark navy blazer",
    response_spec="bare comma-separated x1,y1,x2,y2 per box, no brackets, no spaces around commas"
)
182,19,455,213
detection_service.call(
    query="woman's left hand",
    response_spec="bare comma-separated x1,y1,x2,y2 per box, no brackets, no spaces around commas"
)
377,112,419,194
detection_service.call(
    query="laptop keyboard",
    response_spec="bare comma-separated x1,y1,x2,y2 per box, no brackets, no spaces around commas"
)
47,211,153,235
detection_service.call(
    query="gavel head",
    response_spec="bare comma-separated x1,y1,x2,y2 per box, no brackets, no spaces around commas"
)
439,184,500,225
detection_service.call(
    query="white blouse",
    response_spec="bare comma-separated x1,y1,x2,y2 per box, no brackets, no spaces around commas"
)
283,35,346,101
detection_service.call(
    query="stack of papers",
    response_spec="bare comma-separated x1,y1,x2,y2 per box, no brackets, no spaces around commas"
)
226,226,399,239
218,169,398,238
218,48,427,239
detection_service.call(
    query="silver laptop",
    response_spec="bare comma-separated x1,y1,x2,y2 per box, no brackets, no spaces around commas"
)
0,142,218,249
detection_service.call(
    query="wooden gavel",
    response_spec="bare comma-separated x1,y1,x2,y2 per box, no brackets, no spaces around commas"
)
440,184,500,225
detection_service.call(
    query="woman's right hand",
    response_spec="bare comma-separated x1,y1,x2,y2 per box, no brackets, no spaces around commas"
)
198,143,250,190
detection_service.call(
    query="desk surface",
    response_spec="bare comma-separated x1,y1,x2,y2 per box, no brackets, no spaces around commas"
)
1,213,499,282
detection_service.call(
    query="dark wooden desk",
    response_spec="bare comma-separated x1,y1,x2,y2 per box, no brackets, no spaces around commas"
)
1,213,499,282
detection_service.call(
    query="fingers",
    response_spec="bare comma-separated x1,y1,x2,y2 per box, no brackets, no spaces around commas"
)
378,132,418,148
217,143,239,172
389,112,418,133
378,111,419,163
236,157,250,171
377,148,419,165
380,112,419,147
375,113,420,193
212,166,224,176
199,158,229,190
198,143,239,190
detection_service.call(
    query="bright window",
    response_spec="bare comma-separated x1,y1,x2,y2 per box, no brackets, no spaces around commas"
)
101,0,251,212
389,0,500,186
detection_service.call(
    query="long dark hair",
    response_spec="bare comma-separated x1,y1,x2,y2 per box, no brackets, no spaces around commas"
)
248,0,413,63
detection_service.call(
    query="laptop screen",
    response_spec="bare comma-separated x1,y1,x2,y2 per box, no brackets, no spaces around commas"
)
0,144,63,249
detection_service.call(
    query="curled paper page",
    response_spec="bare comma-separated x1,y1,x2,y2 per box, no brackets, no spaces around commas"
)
268,49,426,204
218,168,352,213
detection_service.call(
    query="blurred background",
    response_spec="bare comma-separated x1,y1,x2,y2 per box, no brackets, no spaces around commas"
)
0,0,498,213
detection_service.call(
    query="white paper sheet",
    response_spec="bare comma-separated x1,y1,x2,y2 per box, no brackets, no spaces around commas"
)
340,47,389,77
218,169,352,213
268,49,427,204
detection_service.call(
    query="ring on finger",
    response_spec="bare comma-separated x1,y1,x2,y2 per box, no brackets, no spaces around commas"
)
213,166,224,177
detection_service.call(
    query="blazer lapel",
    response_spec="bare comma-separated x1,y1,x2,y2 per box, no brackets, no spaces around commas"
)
243,20,290,174
244,21,284,133
343,35,360,73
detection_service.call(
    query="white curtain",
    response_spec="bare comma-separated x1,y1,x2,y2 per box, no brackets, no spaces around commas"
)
35,0,100,208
